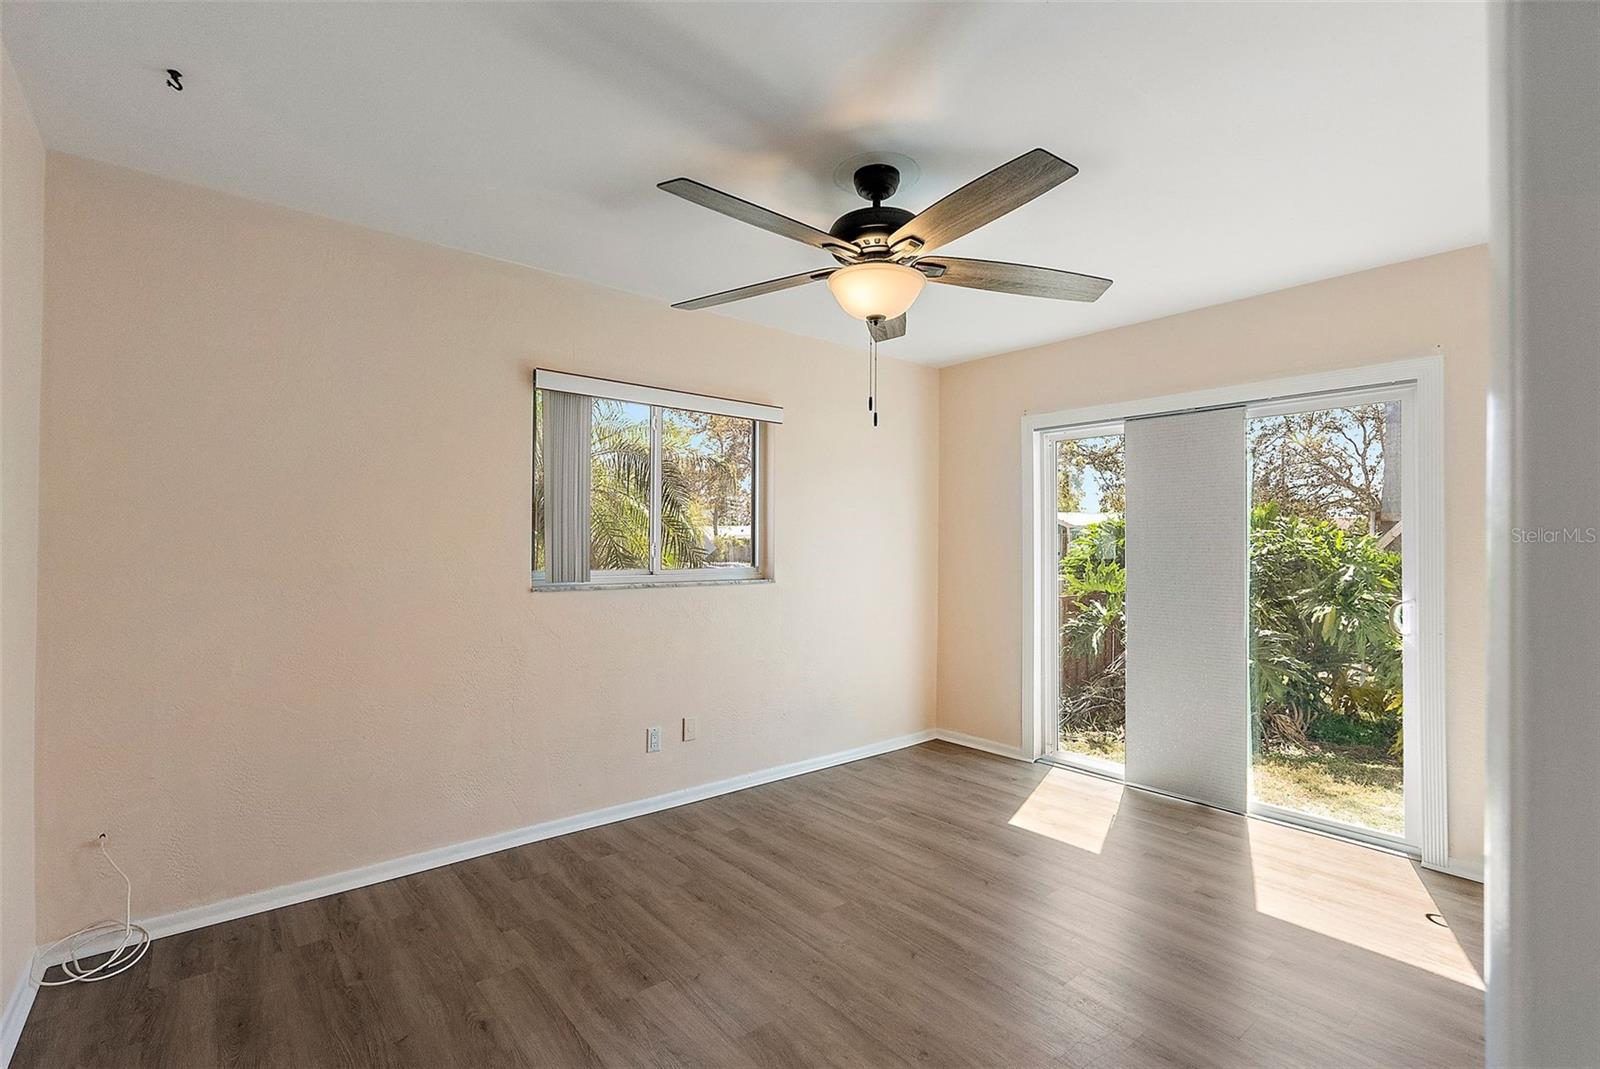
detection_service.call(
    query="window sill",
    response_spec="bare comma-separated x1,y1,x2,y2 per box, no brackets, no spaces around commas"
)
531,577,773,593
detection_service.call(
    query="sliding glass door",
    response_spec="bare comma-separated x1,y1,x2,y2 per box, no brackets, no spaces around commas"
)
1027,365,1443,862
1246,386,1418,849
1046,423,1127,777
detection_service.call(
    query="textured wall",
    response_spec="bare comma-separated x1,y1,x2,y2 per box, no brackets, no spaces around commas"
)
937,246,1490,870
1,38,45,1016
35,156,939,939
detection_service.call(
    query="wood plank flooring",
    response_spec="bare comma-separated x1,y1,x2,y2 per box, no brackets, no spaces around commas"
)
14,741,1484,1067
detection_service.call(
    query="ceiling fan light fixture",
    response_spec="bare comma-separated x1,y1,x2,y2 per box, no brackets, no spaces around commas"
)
662,150,1109,342
826,262,926,322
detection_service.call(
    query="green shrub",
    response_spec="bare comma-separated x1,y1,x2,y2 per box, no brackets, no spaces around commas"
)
1249,503,1403,751
1059,519,1127,737
1055,510,1404,755
1306,713,1394,749
1061,518,1125,596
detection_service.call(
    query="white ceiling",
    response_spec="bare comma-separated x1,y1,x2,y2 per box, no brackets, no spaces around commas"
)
2,2,1488,366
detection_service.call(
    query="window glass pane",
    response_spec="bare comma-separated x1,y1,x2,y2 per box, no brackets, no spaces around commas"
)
1248,402,1404,835
1056,434,1126,769
589,398,652,570
661,409,755,569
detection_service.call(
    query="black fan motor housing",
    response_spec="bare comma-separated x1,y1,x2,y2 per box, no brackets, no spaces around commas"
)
828,164,913,256
829,205,914,249
852,163,901,203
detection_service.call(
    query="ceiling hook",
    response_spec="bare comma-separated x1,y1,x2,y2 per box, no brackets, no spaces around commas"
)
166,69,183,91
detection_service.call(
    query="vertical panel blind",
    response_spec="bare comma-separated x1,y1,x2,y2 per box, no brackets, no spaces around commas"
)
542,390,593,584
1123,406,1250,812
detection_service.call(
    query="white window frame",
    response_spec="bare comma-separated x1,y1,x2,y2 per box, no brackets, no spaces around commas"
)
1020,355,1449,871
532,371,773,590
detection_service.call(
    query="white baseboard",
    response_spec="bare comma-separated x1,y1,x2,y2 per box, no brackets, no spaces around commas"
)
2,960,37,1068
933,728,1029,762
41,728,941,968
1425,857,1485,884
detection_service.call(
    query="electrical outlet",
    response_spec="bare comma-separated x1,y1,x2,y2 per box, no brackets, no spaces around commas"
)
646,726,662,753
682,717,697,741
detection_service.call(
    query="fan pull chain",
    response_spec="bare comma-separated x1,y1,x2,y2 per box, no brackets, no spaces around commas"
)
867,335,874,418
868,334,879,427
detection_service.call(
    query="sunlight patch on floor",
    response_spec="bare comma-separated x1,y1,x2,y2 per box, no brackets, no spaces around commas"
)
1007,767,1123,853
1246,820,1483,989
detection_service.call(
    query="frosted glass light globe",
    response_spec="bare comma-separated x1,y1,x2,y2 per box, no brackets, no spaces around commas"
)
827,262,926,321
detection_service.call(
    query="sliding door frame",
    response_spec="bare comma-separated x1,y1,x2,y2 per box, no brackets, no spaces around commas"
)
1020,355,1450,869
1246,382,1422,856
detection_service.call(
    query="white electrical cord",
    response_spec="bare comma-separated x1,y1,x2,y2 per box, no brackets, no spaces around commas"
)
31,834,150,986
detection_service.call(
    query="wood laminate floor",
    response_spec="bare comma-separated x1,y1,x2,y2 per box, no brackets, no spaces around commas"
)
15,741,1484,1068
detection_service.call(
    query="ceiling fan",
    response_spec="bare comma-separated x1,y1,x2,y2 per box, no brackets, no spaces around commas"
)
658,148,1113,346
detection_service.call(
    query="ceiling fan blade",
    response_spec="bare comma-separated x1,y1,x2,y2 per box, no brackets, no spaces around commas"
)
672,268,835,310
868,314,907,342
919,257,1112,302
660,178,859,257
888,149,1078,256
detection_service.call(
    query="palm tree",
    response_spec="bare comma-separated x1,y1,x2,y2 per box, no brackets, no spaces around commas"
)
666,411,753,556
588,402,707,570
1249,503,1402,748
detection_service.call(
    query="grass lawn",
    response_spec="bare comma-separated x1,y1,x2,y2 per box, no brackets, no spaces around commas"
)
1060,730,1125,764
1253,743,1403,835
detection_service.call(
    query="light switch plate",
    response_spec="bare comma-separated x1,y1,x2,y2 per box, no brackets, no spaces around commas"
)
682,717,697,741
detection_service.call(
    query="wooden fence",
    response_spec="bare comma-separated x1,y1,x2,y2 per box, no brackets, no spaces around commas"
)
1059,591,1123,698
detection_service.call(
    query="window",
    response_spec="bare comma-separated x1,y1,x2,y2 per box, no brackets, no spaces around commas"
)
660,407,755,569
532,371,779,587
589,399,653,572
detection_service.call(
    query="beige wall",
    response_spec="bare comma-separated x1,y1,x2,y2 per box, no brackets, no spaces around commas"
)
35,155,939,939
936,246,1489,869
1,40,44,1007
29,152,1489,943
